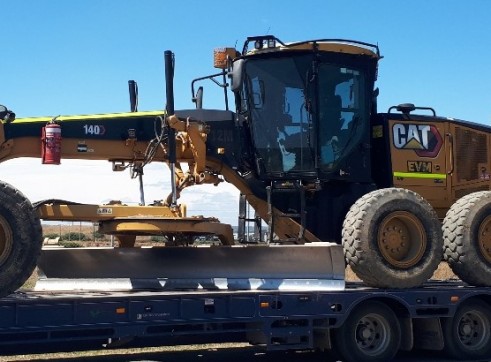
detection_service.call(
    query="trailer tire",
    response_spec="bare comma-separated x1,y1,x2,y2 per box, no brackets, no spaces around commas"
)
442,299,491,360
443,191,491,286
343,188,442,288
0,181,42,298
333,301,401,362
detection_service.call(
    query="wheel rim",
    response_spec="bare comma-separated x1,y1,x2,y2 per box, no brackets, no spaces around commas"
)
0,214,13,266
378,211,426,269
478,215,491,263
456,309,490,351
354,313,391,356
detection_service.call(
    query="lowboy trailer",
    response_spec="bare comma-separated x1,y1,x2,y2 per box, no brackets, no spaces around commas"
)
1,281,490,361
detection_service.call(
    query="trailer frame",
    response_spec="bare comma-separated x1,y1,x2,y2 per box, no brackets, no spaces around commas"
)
1,281,490,361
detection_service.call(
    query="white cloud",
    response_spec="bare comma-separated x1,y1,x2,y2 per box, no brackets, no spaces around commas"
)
0,158,241,225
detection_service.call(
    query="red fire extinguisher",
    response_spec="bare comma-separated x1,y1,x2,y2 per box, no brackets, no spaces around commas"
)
41,118,62,164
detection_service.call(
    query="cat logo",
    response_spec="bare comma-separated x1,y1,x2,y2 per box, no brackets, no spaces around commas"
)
392,124,443,157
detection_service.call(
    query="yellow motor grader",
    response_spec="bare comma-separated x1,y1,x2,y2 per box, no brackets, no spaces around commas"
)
1,35,490,297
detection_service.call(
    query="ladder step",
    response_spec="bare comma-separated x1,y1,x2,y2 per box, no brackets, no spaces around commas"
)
270,188,298,193
267,183,306,244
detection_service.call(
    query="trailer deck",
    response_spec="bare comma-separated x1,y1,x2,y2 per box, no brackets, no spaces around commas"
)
1,281,490,361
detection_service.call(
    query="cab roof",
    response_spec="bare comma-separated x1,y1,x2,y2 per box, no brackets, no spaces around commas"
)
242,35,380,59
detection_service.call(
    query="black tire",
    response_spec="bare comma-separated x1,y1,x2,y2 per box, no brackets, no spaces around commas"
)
0,181,42,297
443,191,491,286
442,299,491,360
343,188,442,288
333,301,401,362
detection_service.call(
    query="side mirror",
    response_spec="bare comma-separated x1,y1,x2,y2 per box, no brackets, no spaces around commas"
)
230,59,245,92
195,86,203,109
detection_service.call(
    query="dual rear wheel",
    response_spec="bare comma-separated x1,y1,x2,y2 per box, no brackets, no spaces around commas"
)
333,301,401,362
442,299,491,360
334,299,491,361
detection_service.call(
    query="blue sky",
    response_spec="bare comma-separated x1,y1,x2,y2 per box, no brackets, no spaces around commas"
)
1,0,491,225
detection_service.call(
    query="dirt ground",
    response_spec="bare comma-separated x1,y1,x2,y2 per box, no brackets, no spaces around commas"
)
0,343,455,362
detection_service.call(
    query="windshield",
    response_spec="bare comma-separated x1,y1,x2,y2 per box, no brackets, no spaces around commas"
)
242,54,367,178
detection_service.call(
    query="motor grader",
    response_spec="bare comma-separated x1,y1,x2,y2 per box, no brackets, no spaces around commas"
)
1,35,490,298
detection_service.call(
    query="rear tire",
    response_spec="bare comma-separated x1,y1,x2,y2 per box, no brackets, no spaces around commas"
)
343,188,442,288
443,191,491,286
442,299,491,360
333,301,401,362
0,181,42,297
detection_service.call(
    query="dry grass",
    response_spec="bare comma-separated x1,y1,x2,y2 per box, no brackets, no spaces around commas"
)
22,268,39,289
0,342,252,362
43,223,95,238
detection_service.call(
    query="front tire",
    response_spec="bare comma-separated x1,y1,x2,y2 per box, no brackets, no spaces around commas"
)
0,181,42,297
343,188,442,288
443,191,491,286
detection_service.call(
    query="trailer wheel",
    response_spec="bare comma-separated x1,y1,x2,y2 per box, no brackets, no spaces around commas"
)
443,191,491,286
442,299,491,360
333,301,401,362
0,181,42,298
343,188,442,288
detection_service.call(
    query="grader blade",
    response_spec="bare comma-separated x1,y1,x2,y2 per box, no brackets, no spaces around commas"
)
35,244,345,292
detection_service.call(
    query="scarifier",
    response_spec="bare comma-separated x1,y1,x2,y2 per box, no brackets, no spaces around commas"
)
1,35,491,297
